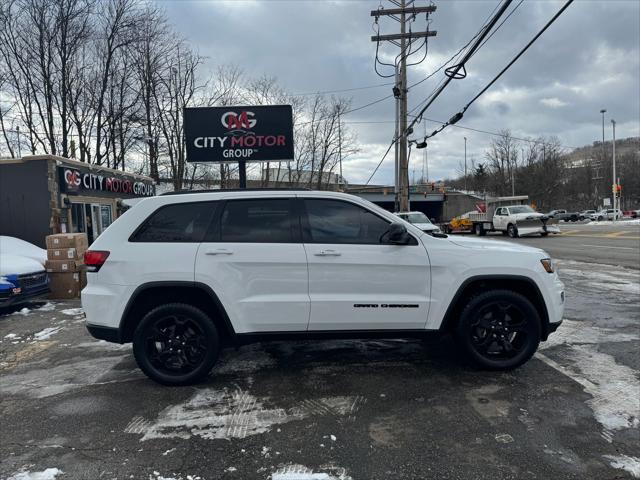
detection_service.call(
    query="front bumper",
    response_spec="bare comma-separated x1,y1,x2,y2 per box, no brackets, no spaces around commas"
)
0,285,50,307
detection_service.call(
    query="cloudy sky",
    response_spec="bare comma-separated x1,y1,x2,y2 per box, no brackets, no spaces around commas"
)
159,0,640,184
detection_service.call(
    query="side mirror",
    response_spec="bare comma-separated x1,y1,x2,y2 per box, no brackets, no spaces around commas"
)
381,222,411,245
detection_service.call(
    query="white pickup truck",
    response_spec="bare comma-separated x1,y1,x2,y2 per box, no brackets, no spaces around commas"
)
469,202,560,238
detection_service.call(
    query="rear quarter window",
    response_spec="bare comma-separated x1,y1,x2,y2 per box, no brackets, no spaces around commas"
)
129,202,217,242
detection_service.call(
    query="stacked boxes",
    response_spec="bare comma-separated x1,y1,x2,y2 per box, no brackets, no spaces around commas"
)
45,233,88,299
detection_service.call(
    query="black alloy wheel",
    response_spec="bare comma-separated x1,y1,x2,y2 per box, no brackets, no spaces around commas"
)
456,290,541,370
133,303,219,385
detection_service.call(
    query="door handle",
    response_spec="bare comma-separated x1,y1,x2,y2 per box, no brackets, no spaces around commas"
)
205,248,233,255
314,249,341,256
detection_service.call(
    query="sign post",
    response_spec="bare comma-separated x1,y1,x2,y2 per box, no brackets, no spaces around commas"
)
184,105,294,189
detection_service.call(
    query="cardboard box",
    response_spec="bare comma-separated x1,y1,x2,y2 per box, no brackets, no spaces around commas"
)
46,233,89,250
45,259,84,273
48,271,86,299
47,246,86,261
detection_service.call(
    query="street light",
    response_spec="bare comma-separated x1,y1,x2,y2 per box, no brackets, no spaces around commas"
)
464,136,467,192
611,119,617,223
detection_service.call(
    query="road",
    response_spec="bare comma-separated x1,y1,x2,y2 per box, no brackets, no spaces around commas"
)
481,221,640,269
0,223,638,480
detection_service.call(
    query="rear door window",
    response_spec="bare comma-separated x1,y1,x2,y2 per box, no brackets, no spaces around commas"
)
130,202,217,242
218,198,295,243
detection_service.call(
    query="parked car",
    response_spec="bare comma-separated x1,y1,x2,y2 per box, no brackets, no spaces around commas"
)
589,209,623,221
0,254,49,307
0,235,47,264
547,209,580,222
394,211,442,235
82,190,565,385
579,210,596,221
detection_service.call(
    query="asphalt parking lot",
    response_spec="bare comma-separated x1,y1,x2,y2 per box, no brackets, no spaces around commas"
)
1,222,639,480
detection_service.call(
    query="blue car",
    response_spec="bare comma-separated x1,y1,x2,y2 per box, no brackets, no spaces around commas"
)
0,254,50,307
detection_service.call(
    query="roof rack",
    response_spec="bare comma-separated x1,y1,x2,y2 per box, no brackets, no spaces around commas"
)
160,187,312,196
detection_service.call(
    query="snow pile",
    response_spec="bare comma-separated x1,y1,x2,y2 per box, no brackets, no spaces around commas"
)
272,464,352,480
603,455,640,478
37,302,56,312
61,308,84,316
33,327,62,341
7,468,63,480
585,218,640,226
148,472,202,480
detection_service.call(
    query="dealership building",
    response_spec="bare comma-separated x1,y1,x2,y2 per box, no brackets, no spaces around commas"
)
0,155,155,248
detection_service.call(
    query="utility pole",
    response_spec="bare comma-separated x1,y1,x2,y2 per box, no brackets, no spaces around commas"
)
337,107,343,189
371,2,437,212
611,119,617,223
464,136,467,192
596,108,606,206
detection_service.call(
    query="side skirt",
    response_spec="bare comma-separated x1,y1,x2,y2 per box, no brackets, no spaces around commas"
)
234,329,443,346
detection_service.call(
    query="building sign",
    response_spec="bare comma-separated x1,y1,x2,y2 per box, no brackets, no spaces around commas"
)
59,167,155,197
184,105,294,163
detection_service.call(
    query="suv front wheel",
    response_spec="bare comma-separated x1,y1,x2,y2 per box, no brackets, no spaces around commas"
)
455,290,541,370
133,303,220,385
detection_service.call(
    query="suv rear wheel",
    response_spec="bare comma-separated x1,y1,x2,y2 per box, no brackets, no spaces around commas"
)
133,303,220,385
455,290,541,370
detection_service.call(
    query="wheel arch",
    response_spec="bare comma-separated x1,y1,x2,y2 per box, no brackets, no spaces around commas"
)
439,275,552,340
119,281,236,345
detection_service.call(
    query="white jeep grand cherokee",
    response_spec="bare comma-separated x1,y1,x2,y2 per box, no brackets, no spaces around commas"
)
82,190,564,385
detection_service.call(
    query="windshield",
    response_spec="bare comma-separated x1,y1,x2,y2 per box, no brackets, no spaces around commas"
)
403,213,431,224
509,206,535,214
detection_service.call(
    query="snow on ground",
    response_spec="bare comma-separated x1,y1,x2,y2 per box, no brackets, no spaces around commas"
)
148,472,202,480
557,259,640,295
125,387,363,442
60,308,84,316
37,302,56,312
33,327,62,341
583,219,640,226
7,468,63,480
271,464,352,480
603,455,640,478
537,259,640,443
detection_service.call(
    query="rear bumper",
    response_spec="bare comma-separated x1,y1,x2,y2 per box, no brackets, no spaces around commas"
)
86,323,123,343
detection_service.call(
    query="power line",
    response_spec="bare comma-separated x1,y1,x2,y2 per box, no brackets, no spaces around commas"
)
407,0,515,134
365,137,397,185
415,0,575,143
290,82,395,97
297,93,393,126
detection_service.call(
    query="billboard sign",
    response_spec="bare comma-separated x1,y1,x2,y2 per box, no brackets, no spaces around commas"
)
184,105,294,163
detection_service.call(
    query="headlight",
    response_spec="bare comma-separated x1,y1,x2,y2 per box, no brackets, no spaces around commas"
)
540,258,554,273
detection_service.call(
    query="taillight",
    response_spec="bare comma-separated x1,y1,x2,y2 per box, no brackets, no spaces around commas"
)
84,250,110,272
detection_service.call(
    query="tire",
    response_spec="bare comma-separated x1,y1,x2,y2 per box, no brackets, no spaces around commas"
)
598,216,603,221
541,232,549,237
475,224,485,236
507,223,519,238
133,303,220,386
455,289,541,370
